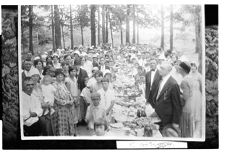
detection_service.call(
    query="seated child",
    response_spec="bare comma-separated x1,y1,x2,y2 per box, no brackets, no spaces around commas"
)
85,92,106,130
41,75,56,115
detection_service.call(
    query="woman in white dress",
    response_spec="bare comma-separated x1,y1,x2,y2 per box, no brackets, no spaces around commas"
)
178,62,202,138
189,62,202,138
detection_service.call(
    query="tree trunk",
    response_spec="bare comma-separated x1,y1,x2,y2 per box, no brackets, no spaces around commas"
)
132,5,136,44
106,7,109,43
109,13,114,47
61,24,65,49
120,20,123,45
126,5,130,45
54,5,62,49
90,5,96,47
137,13,139,44
70,5,74,49
98,6,101,45
195,6,202,54
81,25,84,46
51,6,56,52
102,5,106,44
170,5,173,51
195,6,202,73
29,5,33,55
160,5,164,50
36,31,39,54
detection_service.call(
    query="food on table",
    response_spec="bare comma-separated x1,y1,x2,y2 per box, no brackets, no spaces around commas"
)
144,125,153,137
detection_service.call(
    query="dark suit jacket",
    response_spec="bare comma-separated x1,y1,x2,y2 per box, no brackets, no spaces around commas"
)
145,69,161,108
93,61,100,68
154,76,182,128
77,68,88,91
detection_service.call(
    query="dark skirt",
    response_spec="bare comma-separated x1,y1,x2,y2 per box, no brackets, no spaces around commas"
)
39,115,54,136
79,97,88,121
24,120,41,136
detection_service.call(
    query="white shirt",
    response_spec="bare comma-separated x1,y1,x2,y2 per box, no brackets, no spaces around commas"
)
53,62,61,69
80,87,92,104
22,92,43,126
83,60,93,77
100,65,106,72
87,77,97,87
150,69,157,87
98,88,116,110
156,73,171,100
138,59,144,67
23,66,36,77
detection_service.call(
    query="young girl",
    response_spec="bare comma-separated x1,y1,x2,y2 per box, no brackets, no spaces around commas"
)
39,74,56,136
65,66,80,135
94,118,108,136
89,70,103,92
85,92,106,130
41,75,56,116
104,72,114,89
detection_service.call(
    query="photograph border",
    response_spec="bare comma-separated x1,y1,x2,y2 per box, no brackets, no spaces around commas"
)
17,4,206,142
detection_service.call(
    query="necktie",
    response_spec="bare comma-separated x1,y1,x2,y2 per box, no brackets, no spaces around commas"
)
76,71,79,79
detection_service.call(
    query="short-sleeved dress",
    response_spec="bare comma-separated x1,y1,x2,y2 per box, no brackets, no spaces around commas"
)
180,73,202,138
65,77,80,123
52,82,75,136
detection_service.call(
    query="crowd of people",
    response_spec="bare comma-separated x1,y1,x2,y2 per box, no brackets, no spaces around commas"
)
21,44,202,138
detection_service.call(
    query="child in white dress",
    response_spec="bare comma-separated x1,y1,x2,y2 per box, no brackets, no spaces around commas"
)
85,92,106,130
41,75,56,115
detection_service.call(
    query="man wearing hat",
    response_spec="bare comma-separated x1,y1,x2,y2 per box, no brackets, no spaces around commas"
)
153,61,183,137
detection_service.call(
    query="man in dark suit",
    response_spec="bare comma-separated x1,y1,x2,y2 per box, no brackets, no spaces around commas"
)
92,54,100,68
74,58,89,125
145,58,162,108
154,61,182,135
74,58,88,92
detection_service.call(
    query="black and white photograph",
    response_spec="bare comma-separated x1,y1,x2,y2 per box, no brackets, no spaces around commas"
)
18,4,206,141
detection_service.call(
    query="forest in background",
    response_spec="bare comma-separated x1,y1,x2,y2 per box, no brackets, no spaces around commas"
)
21,5,202,63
